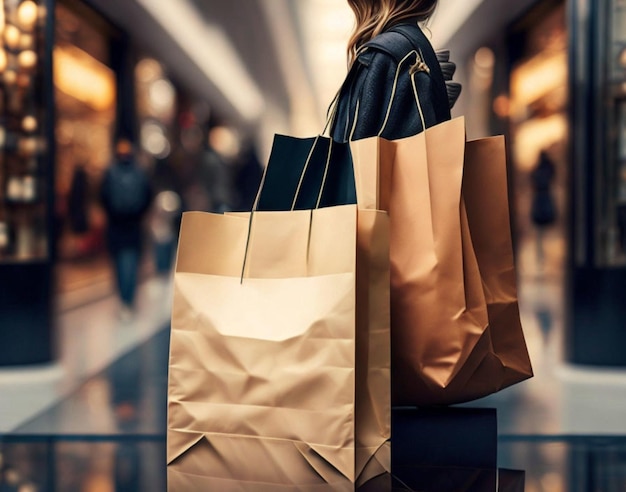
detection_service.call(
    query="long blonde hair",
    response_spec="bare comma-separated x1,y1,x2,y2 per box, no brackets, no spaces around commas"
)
346,0,437,63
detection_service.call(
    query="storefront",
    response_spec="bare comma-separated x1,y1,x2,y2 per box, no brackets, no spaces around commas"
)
0,0,247,366
53,0,117,302
0,0,181,365
566,0,626,365
0,0,121,365
0,0,55,365
506,1,568,281
459,0,626,366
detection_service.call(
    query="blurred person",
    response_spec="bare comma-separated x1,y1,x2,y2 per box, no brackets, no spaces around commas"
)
149,157,185,275
200,138,235,213
100,138,153,320
233,141,263,211
530,150,557,270
149,190,182,276
68,163,90,235
331,0,459,143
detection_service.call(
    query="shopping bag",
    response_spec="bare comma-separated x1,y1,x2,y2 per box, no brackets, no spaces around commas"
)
256,134,356,212
461,136,533,399
167,199,391,489
256,120,532,406
255,46,531,405
351,116,532,405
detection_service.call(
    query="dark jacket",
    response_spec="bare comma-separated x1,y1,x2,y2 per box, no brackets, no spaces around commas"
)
331,22,454,143
100,157,153,252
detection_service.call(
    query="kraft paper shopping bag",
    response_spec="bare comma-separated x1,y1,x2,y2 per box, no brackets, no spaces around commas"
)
350,117,532,405
167,204,390,490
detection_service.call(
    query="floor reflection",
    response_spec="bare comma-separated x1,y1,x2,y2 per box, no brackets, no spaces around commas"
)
0,440,166,492
2,295,626,490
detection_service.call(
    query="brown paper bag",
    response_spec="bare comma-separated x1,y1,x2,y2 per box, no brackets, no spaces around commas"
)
350,116,532,406
167,204,390,489
461,136,533,396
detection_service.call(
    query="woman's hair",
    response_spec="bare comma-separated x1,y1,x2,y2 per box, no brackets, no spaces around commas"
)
346,0,438,62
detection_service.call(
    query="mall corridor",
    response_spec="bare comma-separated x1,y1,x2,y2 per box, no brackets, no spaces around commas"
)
1,0,626,490
1,249,626,490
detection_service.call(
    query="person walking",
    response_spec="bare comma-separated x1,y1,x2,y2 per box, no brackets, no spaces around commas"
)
530,150,557,270
100,138,153,320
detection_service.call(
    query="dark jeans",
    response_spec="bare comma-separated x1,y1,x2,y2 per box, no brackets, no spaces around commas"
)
113,248,140,306
154,240,176,274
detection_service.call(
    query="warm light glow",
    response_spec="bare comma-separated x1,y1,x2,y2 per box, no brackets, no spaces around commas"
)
287,0,353,132
17,49,36,69
140,121,170,158
136,0,264,123
474,46,495,70
511,51,567,111
4,69,16,84
304,2,353,60
22,115,37,132
0,49,6,72
513,114,568,171
17,72,30,88
53,44,115,111
4,24,21,49
493,94,510,118
155,190,181,213
0,1,5,36
136,58,162,83
209,125,241,159
19,33,34,50
17,0,38,30
148,78,175,118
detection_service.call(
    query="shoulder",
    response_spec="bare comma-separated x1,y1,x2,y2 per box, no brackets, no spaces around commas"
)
365,24,430,58
353,24,439,84
361,24,435,64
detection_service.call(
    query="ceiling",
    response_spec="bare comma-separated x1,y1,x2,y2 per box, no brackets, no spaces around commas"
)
81,0,534,149
84,0,338,137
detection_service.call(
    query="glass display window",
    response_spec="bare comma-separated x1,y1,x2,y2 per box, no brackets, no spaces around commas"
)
0,0,49,262
53,1,115,269
592,0,626,266
507,1,569,278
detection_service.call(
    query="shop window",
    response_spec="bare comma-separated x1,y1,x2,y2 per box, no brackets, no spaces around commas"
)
507,2,569,278
602,0,626,265
53,2,116,292
0,0,48,262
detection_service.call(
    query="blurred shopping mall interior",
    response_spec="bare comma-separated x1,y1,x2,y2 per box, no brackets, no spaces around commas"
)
1,0,626,490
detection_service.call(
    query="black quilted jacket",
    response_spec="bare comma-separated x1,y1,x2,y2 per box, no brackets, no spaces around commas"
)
330,22,460,143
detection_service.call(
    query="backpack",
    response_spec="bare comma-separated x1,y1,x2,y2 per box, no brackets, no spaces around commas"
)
105,160,150,216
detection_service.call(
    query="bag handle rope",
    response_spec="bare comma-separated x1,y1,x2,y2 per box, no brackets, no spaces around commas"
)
349,48,427,141
242,46,428,281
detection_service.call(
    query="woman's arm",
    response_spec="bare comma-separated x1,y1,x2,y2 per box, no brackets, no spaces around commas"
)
331,30,449,142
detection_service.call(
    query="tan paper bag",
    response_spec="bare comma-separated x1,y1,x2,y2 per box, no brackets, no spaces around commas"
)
350,116,532,406
167,204,390,490
461,136,533,396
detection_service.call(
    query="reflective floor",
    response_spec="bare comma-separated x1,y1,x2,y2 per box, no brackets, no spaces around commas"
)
1,235,626,491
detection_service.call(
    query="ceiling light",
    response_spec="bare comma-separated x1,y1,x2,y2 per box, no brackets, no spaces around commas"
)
135,0,264,123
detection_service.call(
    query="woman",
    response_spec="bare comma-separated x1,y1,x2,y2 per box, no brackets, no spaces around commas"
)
331,0,459,143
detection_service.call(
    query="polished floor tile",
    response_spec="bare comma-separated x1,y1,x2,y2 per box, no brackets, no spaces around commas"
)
0,276,172,433
2,234,626,491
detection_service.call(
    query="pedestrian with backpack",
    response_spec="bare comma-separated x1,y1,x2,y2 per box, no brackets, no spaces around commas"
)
100,138,153,320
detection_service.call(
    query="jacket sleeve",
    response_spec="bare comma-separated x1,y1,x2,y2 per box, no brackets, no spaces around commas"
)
331,48,441,142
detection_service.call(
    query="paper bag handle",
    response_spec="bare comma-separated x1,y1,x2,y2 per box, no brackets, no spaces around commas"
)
350,49,427,141
243,131,335,282
250,43,370,213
